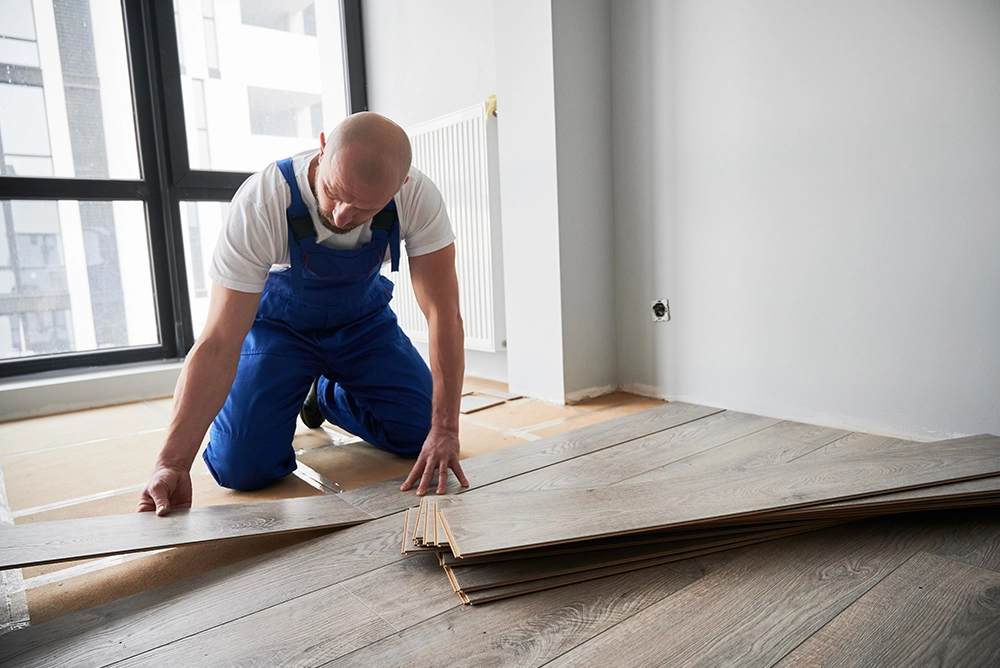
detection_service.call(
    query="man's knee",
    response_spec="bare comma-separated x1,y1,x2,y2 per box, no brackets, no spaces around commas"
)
377,418,431,458
203,432,296,491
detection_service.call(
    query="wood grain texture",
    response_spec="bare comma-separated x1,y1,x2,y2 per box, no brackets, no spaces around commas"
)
336,401,724,517
439,434,1000,557
0,494,373,570
0,513,408,668
112,581,396,668
338,553,460,631
323,562,701,668
774,551,1000,667
544,517,952,668
473,411,784,494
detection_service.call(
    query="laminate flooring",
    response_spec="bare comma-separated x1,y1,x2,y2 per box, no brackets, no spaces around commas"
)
2,401,999,667
0,495,373,570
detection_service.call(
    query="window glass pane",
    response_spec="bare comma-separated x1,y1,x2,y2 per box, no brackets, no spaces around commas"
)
180,199,228,338
0,199,158,359
0,0,140,179
174,0,347,172
0,36,40,67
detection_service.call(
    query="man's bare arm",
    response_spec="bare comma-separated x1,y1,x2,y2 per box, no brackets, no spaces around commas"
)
400,243,469,495
137,283,260,515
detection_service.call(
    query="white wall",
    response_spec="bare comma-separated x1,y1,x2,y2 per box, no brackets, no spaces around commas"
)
613,0,1000,439
362,0,497,129
362,0,507,382
552,0,618,400
493,0,565,402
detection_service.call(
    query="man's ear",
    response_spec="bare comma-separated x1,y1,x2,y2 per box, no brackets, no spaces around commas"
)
319,131,327,157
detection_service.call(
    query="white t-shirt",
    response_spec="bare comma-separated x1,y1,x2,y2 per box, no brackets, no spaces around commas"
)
209,149,456,293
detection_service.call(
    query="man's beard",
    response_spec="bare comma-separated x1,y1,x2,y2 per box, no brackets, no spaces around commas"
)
313,202,356,235
313,168,356,235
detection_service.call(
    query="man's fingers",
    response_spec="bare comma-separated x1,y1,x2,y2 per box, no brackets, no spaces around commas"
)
436,461,449,494
416,465,435,496
149,480,171,516
136,494,156,513
400,460,425,491
453,459,470,488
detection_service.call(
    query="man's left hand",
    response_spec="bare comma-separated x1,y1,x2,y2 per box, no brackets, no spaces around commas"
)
401,427,470,495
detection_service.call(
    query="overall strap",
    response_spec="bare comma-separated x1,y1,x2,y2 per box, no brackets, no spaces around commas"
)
276,158,315,244
276,157,311,293
371,200,401,272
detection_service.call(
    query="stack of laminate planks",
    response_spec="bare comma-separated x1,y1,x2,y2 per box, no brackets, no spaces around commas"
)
402,433,1000,604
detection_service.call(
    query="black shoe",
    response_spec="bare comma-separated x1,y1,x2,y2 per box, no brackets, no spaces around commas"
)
300,379,325,429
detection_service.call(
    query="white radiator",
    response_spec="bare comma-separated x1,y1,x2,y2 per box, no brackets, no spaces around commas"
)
385,103,506,352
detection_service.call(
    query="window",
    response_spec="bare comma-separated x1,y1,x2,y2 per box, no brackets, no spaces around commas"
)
0,0,367,379
174,0,348,173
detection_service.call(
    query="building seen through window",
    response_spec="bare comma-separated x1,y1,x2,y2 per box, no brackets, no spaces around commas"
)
0,0,353,364
0,0,149,360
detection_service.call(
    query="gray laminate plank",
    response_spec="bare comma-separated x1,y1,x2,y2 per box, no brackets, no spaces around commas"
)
467,411,783,495
338,553,461,631
336,401,724,517
924,507,1000,573
438,434,1000,557
773,552,1000,667
459,394,505,413
438,519,823,566
112,581,397,668
618,426,849,487
542,516,961,668
460,526,830,605
321,562,701,668
449,523,830,593
0,513,408,668
0,494,374,570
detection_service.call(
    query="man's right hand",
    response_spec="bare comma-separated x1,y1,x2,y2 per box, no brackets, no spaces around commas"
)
137,466,193,516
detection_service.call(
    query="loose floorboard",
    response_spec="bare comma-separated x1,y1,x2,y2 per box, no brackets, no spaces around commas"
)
438,434,1000,557
0,495,373,570
774,551,1000,667
446,523,831,593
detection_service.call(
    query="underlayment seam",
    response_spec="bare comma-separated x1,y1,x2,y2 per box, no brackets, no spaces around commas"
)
0,465,30,634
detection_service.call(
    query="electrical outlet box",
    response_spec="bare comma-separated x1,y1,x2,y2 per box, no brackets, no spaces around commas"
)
651,299,670,322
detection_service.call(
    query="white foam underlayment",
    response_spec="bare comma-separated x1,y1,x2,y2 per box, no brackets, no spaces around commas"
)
0,465,30,634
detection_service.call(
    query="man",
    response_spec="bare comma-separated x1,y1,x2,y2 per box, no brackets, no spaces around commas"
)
138,112,468,517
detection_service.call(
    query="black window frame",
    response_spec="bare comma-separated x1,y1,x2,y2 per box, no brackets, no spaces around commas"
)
0,0,368,379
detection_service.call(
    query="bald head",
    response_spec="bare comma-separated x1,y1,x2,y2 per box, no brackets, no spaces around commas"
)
322,112,412,189
311,113,412,234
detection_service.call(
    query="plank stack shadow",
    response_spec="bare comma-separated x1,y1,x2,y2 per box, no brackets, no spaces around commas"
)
401,433,1000,604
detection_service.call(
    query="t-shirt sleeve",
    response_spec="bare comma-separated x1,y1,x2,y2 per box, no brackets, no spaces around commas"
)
399,170,456,257
208,171,288,293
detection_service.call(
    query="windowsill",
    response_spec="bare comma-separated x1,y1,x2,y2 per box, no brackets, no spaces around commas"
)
0,360,184,423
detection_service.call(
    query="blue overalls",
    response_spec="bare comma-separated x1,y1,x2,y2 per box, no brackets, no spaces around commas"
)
202,157,434,491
